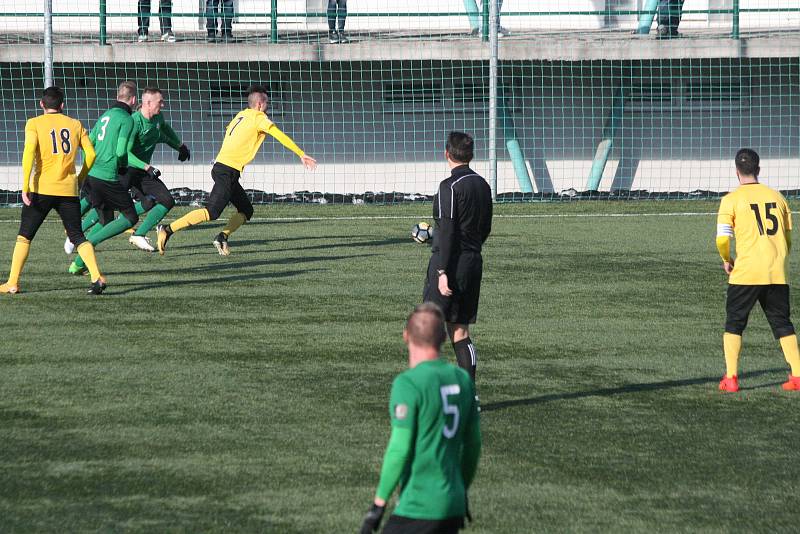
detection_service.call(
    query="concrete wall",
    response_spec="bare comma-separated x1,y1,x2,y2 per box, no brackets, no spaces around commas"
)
0,59,797,195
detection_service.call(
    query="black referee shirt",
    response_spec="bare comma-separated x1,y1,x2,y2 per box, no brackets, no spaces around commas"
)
431,164,493,272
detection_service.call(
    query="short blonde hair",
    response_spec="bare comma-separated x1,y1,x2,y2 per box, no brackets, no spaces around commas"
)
117,81,137,101
405,303,447,349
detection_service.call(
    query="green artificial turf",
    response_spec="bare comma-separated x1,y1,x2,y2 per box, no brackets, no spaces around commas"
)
1,201,798,533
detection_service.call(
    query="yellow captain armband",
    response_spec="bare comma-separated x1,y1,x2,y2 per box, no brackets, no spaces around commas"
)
716,223,733,262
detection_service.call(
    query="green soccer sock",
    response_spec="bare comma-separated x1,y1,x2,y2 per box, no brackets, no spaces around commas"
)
75,215,135,269
85,221,105,241
79,197,91,216
82,208,101,233
135,204,170,237
135,201,148,216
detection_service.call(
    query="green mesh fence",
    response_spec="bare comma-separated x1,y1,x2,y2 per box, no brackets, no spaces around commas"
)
0,1,798,204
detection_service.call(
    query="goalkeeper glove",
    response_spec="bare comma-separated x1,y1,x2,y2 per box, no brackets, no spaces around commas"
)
177,144,191,162
146,166,161,179
359,503,385,534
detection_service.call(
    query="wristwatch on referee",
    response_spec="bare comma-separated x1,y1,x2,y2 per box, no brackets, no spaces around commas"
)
436,269,446,277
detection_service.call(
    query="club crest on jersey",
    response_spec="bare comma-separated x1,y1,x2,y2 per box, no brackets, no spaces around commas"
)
394,404,408,420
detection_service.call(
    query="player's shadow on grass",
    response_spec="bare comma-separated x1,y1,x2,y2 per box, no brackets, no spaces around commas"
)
112,253,377,277
480,367,789,412
231,237,409,252
109,267,326,295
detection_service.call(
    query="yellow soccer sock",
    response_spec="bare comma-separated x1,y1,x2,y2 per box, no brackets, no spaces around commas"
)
222,212,247,237
76,242,102,282
723,333,742,378
7,236,31,286
779,335,800,376
169,208,210,233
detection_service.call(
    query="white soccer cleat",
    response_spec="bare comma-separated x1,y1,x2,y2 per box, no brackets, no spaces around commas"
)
129,235,155,252
64,237,75,254
213,232,230,256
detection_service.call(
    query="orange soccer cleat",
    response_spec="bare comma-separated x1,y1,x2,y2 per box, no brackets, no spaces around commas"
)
0,283,20,294
719,375,739,393
781,375,800,391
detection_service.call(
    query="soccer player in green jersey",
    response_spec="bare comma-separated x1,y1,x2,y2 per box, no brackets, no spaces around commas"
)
68,86,189,270
68,82,143,275
64,81,136,255
67,86,189,254
122,87,190,252
361,303,481,534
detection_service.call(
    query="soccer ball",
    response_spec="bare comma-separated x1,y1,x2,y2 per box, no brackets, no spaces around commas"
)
411,222,433,243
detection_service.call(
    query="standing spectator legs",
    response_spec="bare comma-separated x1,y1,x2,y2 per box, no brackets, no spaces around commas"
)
479,0,508,37
220,0,234,39
137,0,151,40
206,0,219,39
158,0,173,40
207,0,234,41
327,0,347,43
657,0,685,37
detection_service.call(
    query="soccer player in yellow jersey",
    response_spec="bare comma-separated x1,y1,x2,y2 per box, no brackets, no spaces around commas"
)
0,86,107,295
716,148,800,392
156,85,317,255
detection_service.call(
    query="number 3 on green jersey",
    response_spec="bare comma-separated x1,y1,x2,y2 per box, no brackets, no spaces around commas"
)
97,116,111,141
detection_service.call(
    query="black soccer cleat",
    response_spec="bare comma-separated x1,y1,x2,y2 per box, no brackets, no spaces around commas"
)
213,232,230,256
88,277,107,295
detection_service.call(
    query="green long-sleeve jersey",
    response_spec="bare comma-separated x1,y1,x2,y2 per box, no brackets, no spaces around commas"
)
376,358,481,520
127,111,182,170
87,101,134,182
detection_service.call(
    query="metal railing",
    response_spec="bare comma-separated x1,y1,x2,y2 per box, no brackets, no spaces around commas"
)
4,5,800,45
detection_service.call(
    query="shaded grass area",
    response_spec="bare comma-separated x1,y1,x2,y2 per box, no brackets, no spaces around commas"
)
1,202,799,532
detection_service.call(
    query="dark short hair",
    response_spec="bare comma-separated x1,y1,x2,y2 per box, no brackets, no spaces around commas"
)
247,85,268,96
41,86,65,110
247,85,269,108
446,131,474,164
735,148,760,177
405,303,447,349
142,87,162,97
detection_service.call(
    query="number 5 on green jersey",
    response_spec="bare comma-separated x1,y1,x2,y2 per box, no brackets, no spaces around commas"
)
440,385,461,438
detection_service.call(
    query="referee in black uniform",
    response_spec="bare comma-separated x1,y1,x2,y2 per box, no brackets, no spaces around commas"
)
423,131,492,381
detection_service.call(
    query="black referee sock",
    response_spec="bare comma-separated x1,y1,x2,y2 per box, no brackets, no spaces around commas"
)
453,338,477,381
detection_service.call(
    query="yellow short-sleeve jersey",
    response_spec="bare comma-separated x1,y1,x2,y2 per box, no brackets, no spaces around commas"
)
717,183,792,285
214,108,274,171
24,113,92,197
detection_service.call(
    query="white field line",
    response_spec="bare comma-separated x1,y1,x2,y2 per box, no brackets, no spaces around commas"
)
0,211,729,224
4,211,800,224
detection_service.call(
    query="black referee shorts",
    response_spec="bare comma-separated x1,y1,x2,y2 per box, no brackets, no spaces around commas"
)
18,193,86,246
726,284,795,339
423,252,483,325
382,514,464,534
87,176,138,226
120,167,175,210
206,162,253,221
